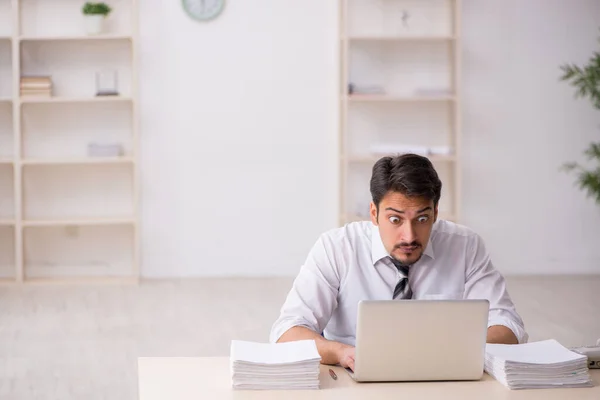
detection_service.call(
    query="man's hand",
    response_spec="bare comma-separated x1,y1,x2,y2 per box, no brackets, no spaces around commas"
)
278,326,356,369
337,345,356,371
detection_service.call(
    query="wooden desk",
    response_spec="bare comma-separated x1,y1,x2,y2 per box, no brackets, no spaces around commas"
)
138,357,600,400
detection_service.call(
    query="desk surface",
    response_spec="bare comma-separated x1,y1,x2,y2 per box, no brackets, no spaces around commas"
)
138,357,600,400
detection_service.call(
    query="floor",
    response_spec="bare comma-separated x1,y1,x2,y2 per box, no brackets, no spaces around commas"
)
0,276,599,399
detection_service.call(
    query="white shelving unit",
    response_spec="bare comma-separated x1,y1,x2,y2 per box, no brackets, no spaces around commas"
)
339,0,461,225
0,0,140,283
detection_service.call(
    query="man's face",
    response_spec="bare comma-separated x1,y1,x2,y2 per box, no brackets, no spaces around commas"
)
370,191,437,266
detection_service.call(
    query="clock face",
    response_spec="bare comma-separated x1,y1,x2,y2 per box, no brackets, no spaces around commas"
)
182,0,225,21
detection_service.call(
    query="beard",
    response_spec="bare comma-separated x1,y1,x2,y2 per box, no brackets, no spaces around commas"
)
390,253,422,267
391,241,423,266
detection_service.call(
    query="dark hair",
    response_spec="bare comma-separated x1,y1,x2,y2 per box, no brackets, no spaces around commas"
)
370,153,442,209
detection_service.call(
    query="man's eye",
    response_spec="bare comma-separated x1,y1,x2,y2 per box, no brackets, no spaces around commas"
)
389,216,401,224
417,215,429,223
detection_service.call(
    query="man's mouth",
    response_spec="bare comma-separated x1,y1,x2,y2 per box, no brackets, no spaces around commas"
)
398,245,419,254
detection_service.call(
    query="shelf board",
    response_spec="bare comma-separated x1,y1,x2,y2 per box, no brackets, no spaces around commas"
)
0,36,11,41
23,217,136,228
22,157,134,166
346,35,456,42
20,96,133,104
0,219,16,226
23,276,138,285
0,98,12,104
19,34,133,42
346,154,456,163
0,159,14,165
347,94,455,103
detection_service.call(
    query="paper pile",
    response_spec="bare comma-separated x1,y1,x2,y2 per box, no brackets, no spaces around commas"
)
485,339,592,389
230,340,321,390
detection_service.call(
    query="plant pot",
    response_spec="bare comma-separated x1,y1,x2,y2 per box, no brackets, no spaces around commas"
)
84,15,105,35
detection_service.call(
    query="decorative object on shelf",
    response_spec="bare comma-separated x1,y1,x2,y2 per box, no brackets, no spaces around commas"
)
182,0,226,22
401,9,411,29
559,30,600,206
87,142,125,157
428,146,453,156
368,144,453,159
414,88,453,97
347,82,386,95
20,76,52,98
371,144,429,157
82,2,112,35
95,70,119,96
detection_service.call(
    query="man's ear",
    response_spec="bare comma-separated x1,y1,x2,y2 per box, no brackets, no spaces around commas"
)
370,201,378,226
434,204,439,223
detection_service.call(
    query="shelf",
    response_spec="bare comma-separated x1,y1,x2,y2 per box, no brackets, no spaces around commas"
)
20,34,133,42
20,96,133,105
347,95,455,103
7,0,139,284
346,154,456,163
23,217,136,228
22,157,134,166
347,36,456,42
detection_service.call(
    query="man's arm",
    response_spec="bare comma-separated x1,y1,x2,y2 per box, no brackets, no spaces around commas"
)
464,234,528,345
487,325,518,344
269,234,357,369
278,326,356,370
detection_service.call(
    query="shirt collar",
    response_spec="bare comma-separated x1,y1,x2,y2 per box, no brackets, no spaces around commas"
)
370,224,435,265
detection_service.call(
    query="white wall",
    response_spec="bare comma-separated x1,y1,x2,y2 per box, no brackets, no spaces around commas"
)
139,0,600,277
139,1,339,277
461,0,600,275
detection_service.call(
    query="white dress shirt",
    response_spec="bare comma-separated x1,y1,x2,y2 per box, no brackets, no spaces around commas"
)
270,219,528,346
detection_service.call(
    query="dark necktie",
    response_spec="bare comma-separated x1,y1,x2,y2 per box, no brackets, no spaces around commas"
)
389,257,412,300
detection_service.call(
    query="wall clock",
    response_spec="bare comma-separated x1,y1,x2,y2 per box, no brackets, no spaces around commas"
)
182,0,225,22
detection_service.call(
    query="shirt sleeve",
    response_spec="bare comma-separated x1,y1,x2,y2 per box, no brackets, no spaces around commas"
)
269,234,341,343
463,233,529,344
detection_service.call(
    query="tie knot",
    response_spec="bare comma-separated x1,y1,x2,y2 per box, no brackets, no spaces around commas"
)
389,257,409,276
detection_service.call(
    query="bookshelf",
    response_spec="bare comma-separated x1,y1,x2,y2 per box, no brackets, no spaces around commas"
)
339,0,462,225
2,0,140,283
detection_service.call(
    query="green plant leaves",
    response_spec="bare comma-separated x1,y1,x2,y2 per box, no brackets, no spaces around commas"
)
559,30,600,206
82,2,112,16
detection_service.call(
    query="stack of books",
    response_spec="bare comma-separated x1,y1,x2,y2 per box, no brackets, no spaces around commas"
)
485,339,592,389
230,339,321,390
20,76,52,98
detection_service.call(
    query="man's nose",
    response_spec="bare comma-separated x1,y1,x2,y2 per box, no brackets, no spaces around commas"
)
401,222,416,243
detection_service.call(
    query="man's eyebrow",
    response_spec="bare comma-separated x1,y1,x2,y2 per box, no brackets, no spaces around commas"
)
385,207,404,213
385,206,432,214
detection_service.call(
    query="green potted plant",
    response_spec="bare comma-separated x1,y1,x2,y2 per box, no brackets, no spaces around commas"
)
560,30,600,206
82,2,112,35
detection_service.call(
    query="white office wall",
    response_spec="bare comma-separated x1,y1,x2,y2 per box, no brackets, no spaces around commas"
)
461,0,600,275
139,1,339,277
139,0,600,277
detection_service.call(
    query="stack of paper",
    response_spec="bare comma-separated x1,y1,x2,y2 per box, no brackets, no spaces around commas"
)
230,340,321,390
485,339,593,389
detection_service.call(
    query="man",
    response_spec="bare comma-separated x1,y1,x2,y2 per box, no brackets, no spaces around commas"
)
269,153,528,372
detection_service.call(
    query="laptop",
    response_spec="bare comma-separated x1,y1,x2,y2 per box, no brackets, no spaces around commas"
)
347,299,490,382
